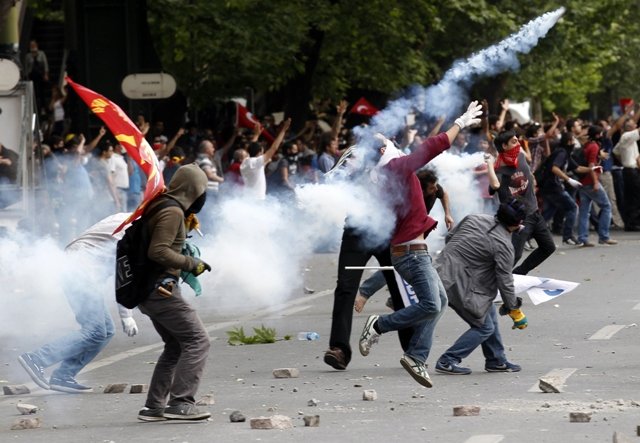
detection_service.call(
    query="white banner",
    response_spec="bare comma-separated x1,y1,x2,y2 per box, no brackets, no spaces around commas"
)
500,275,580,305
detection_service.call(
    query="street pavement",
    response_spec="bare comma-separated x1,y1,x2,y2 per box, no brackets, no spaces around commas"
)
1,231,639,443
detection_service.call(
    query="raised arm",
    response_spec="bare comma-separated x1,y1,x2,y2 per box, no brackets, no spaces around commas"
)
263,118,291,163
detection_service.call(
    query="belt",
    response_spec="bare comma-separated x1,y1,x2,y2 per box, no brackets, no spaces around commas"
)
390,243,428,257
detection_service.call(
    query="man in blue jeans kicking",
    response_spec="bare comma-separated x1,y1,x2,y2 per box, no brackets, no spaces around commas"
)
433,197,528,376
359,101,482,388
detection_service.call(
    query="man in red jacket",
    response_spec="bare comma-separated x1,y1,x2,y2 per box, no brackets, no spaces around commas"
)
359,101,482,388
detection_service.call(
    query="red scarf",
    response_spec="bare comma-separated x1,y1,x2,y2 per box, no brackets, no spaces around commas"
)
496,144,521,168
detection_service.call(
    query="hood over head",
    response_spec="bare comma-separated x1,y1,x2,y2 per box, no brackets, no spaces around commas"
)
163,163,208,211
374,133,404,168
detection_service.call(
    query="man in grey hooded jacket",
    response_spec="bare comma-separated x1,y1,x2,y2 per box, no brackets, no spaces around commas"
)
433,197,529,375
136,163,213,422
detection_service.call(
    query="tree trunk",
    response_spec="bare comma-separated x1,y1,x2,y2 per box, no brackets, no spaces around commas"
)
280,26,325,133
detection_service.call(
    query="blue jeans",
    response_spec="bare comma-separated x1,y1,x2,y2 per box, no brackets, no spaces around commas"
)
439,305,506,367
32,278,115,380
378,251,447,364
578,184,612,242
359,270,386,298
542,189,577,241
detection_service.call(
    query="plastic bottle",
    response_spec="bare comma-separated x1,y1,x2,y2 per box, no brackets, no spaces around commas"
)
297,331,320,341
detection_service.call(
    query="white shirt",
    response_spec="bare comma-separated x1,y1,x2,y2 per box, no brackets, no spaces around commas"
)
613,129,640,168
240,155,266,200
111,153,129,189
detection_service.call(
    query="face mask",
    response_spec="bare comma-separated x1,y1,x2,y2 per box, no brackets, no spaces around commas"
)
497,142,521,168
187,193,207,215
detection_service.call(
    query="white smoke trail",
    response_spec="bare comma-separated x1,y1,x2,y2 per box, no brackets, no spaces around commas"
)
356,7,566,143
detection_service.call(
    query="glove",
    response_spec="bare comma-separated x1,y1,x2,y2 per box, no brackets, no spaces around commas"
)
454,100,483,129
192,258,211,276
121,317,138,337
508,309,528,330
567,178,582,188
181,271,203,296
498,296,523,316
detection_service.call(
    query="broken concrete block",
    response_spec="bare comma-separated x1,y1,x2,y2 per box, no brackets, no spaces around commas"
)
539,377,562,393
196,394,215,405
103,383,128,393
363,390,377,401
307,398,319,407
272,368,299,378
453,405,481,416
569,412,592,423
230,410,246,422
129,384,148,394
613,431,633,443
3,385,30,395
303,415,320,427
10,417,41,430
250,415,293,430
16,403,38,415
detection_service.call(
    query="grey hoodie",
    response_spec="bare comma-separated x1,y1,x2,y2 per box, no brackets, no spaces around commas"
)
145,164,208,278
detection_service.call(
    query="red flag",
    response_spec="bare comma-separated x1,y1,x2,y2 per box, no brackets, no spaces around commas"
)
350,97,379,116
234,102,274,142
65,77,165,233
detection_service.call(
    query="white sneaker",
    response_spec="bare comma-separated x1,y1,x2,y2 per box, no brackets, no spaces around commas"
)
359,315,380,356
400,354,433,388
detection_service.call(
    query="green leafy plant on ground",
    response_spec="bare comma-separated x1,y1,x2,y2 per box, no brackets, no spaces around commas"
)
226,325,292,346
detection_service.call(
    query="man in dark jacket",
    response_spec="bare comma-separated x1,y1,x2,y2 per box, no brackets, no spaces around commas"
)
136,163,213,422
433,198,529,375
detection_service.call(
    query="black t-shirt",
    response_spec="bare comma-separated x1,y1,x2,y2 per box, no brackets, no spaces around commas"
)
540,148,577,194
423,183,444,213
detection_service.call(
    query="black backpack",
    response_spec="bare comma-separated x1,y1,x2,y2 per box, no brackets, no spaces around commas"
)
115,198,181,308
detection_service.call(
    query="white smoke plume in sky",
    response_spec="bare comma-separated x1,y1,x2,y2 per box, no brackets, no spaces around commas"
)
355,7,566,144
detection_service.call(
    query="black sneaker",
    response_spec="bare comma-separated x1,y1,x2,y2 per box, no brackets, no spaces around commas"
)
18,353,49,390
485,361,521,372
138,407,167,422
164,403,211,421
435,360,472,375
49,375,93,393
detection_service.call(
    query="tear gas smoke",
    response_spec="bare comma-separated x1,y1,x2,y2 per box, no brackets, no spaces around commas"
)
354,7,566,145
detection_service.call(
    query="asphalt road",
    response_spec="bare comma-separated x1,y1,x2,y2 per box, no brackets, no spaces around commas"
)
1,231,639,443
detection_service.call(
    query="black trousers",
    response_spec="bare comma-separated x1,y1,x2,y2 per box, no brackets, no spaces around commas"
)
328,227,412,365
512,211,556,275
623,168,640,228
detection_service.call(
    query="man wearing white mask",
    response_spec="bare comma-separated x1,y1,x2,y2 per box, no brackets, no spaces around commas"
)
359,101,482,388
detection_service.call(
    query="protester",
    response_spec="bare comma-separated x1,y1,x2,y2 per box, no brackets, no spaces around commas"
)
434,198,528,375
537,132,583,245
613,118,640,231
18,213,139,393
576,126,617,246
240,119,290,200
136,163,213,422
358,101,482,388
485,130,555,274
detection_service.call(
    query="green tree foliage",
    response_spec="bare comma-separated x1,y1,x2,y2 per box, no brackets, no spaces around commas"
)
147,0,640,119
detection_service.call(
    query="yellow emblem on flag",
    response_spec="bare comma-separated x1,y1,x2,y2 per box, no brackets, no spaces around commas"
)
115,134,136,148
90,98,109,114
